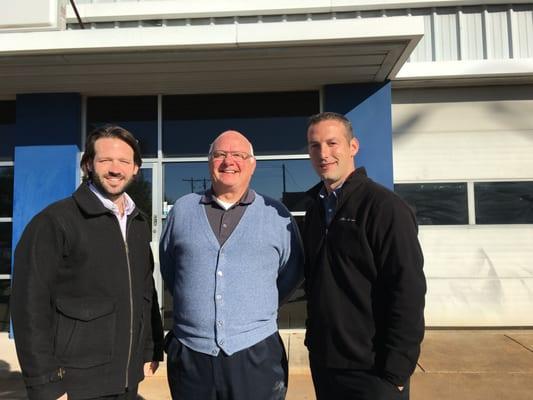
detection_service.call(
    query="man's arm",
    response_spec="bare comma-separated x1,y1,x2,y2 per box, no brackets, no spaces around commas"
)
370,198,426,386
11,213,67,400
277,214,304,306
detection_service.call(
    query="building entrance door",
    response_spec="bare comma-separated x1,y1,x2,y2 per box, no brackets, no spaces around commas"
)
127,162,164,312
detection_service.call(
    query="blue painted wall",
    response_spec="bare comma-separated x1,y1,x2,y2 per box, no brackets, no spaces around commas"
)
324,82,393,189
9,93,82,337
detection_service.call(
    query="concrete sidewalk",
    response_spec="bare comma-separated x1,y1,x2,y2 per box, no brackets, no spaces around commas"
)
1,330,533,399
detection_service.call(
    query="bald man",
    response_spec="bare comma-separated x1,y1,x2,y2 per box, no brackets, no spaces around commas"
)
160,131,303,400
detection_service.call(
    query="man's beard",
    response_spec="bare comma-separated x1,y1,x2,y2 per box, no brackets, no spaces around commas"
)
91,172,136,201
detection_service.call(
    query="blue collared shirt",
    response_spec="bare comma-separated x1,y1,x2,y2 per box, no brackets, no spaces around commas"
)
319,185,343,226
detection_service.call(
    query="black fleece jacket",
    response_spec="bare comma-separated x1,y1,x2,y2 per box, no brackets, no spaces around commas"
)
11,183,164,400
303,168,426,386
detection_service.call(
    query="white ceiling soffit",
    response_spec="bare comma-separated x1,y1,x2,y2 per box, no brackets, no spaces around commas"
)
0,17,423,96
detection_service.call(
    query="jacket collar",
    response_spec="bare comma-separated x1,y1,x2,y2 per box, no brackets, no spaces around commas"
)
73,182,142,221
306,167,368,204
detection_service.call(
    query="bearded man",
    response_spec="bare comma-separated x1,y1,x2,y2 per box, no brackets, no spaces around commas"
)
12,125,164,400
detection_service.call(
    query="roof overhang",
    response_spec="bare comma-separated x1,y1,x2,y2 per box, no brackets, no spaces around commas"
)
0,17,423,96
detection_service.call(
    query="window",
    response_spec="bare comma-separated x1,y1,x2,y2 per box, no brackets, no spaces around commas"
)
394,182,468,225
162,92,318,157
475,181,533,224
0,166,13,218
0,101,16,161
0,280,10,332
87,96,158,157
0,165,13,333
163,159,318,214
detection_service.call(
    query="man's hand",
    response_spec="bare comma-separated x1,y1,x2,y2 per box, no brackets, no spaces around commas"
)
144,361,159,377
57,393,68,400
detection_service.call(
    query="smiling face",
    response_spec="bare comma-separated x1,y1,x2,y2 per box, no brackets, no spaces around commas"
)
209,131,256,201
307,119,359,192
88,137,139,203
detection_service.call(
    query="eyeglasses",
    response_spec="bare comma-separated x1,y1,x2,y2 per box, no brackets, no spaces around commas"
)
210,150,254,161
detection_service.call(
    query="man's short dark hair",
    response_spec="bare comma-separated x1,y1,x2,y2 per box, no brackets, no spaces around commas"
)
80,125,142,180
307,112,354,142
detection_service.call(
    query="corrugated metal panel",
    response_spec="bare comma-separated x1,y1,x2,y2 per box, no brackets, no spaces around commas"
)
459,7,485,60
486,6,511,59
434,8,459,60
514,6,533,58
409,9,433,62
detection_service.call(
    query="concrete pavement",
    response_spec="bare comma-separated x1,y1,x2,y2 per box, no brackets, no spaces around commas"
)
2,329,533,399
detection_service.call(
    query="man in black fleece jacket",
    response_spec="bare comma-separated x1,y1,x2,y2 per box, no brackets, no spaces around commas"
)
303,112,426,400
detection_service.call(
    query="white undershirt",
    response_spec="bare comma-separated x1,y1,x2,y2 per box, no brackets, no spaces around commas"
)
89,183,136,241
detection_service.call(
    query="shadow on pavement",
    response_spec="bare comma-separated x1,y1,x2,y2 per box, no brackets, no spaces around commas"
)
0,360,27,399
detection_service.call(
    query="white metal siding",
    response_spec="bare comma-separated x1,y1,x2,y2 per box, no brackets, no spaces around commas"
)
420,226,533,326
392,86,533,181
513,6,533,58
434,8,459,61
392,85,533,326
486,6,511,59
409,10,434,62
459,7,485,60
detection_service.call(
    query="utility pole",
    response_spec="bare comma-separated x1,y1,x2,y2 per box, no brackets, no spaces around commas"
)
282,163,287,194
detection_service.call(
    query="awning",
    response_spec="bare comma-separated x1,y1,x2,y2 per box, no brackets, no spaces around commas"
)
0,17,423,96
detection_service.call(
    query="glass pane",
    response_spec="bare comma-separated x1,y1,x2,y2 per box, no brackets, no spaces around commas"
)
0,167,14,218
162,92,319,157
394,182,468,225
126,168,153,223
475,181,533,224
163,162,209,214
164,160,319,213
0,101,16,161
87,96,158,157
253,159,318,211
0,280,10,332
0,223,12,275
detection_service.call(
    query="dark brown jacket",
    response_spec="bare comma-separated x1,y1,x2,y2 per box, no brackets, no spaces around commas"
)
11,183,164,400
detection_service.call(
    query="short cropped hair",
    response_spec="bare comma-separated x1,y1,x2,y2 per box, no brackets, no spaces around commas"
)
307,112,354,142
80,125,142,180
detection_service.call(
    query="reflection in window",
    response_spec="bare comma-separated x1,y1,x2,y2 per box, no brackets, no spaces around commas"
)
0,280,10,332
163,162,209,212
394,182,468,225
127,168,153,225
253,160,317,211
475,181,533,224
87,96,158,157
0,101,16,161
0,223,12,275
0,167,13,218
163,160,318,213
162,92,319,157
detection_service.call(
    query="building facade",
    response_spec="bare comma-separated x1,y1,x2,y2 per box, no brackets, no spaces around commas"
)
1,0,532,330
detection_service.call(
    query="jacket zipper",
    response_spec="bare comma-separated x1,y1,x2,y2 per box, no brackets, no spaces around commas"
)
123,222,134,389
